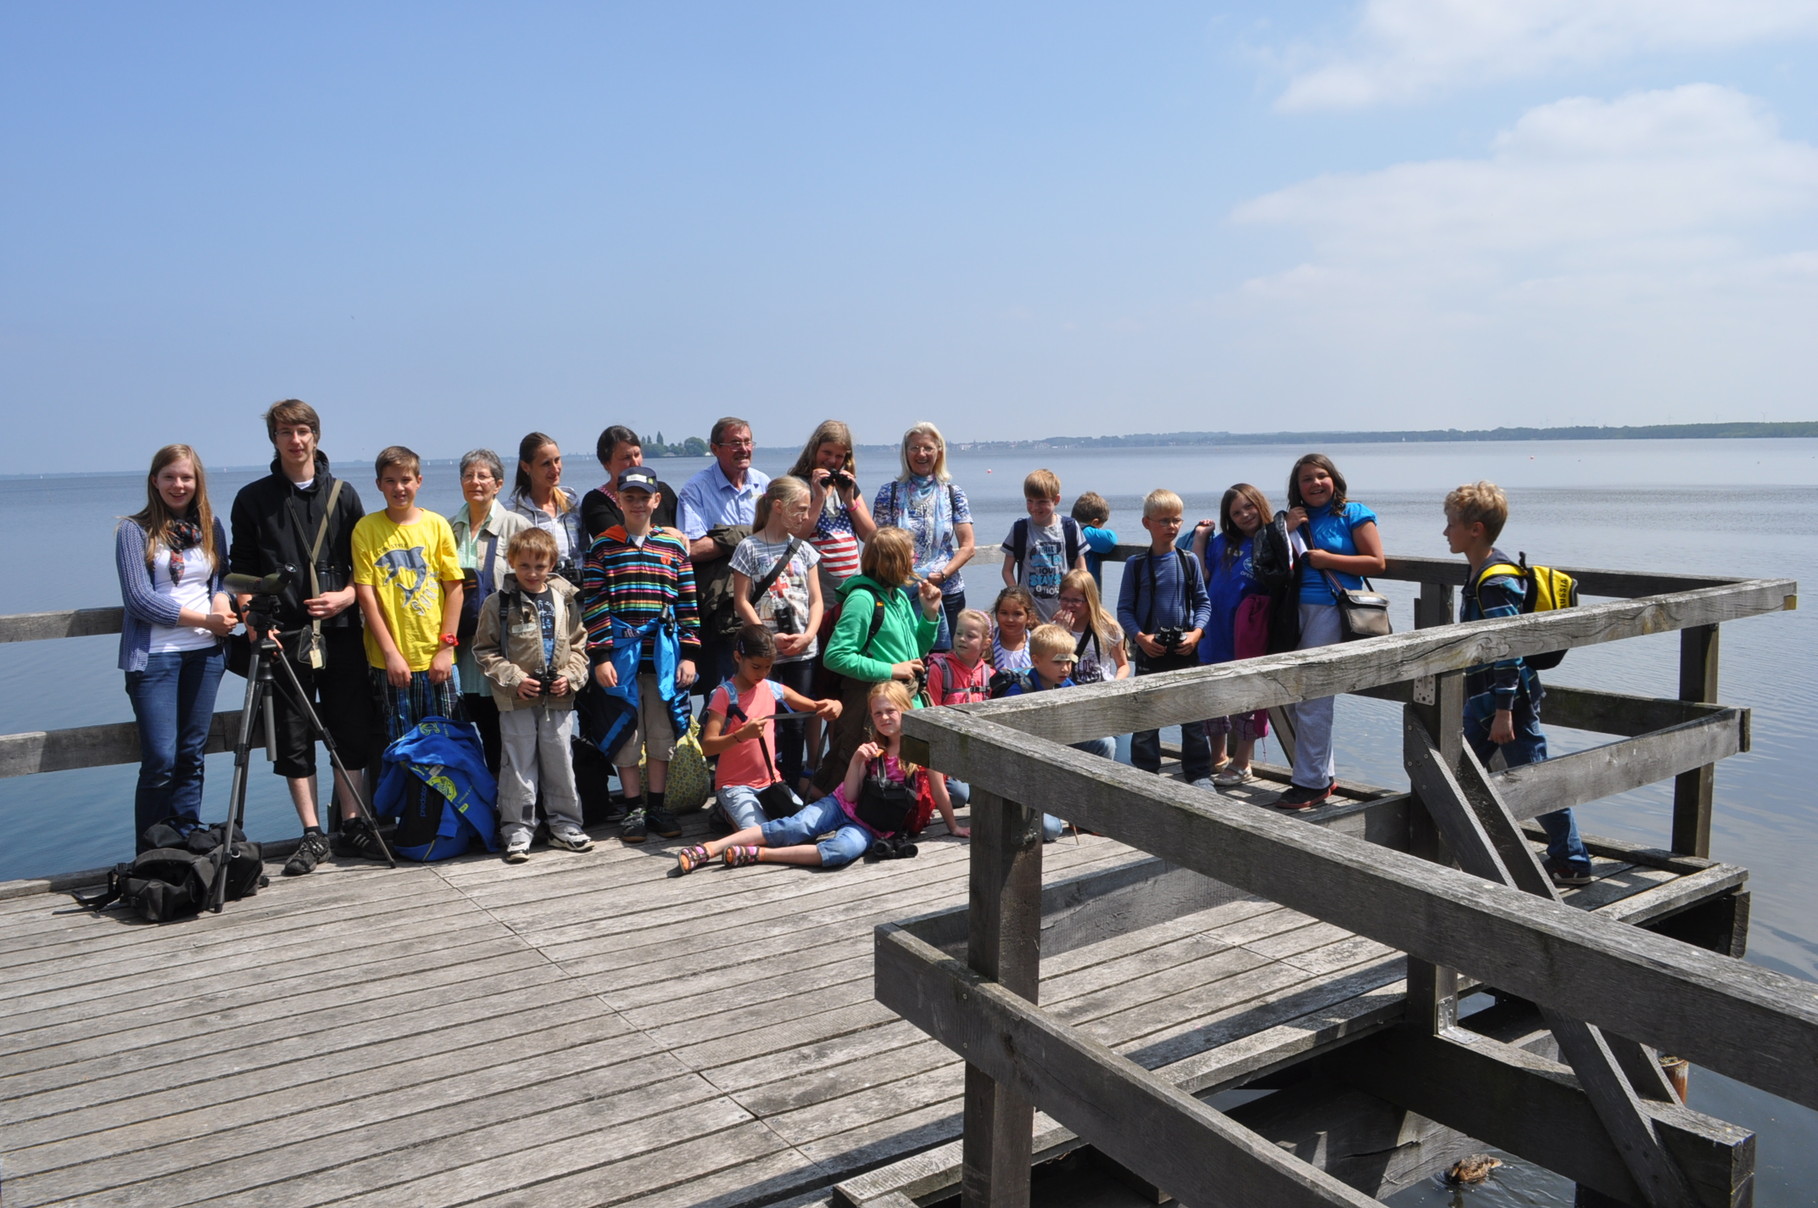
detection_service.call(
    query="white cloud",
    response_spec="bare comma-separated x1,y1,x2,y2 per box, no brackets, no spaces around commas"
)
1277,0,1818,110
1222,86,1818,424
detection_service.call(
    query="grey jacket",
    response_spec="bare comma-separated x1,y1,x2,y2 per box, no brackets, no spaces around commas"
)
472,573,589,712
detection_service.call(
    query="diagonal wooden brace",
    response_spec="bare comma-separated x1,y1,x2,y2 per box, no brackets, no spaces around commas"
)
1404,709,1699,1208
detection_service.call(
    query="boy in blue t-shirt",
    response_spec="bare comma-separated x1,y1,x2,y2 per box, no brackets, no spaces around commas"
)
1116,489,1214,789
1444,481,1593,888
1071,492,1118,587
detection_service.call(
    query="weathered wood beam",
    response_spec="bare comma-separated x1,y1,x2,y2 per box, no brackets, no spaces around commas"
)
0,709,263,779
934,578,1794,746
1674,625,1721,857
876,924,1384,1208
1405,670,1464,1035
0,607,126,643
1327,1026,1753,1208
903,712,1818,1110
1544,686,1735,737
961,788,1044,1208
1405,715,1698,1208
1494,709,1747,821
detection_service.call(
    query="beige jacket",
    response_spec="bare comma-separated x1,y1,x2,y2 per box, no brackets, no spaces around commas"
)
472,573,590,712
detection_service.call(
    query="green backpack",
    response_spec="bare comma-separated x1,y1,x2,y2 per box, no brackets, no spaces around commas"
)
1474,553,1579,671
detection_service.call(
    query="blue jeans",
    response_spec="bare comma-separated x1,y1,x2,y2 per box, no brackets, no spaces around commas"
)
759,795,873,868
717,782,802,831
125,646,226,850
1464,704,1590,874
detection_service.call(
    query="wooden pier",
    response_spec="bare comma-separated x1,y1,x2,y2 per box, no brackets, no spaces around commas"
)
0,553,1809,1207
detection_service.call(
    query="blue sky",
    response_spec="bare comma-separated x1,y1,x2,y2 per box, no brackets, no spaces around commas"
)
4,2,1816,474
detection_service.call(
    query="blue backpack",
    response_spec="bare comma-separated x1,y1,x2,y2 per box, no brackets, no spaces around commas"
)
375,717,501,861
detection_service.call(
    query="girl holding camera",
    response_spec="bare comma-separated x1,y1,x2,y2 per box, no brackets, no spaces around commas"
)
788,420,877,590
116,444,236,851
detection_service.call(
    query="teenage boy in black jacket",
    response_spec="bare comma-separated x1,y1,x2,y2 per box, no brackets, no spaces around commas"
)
229,399,382,875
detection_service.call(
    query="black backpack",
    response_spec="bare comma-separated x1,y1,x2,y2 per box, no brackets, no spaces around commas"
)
73,823,266,923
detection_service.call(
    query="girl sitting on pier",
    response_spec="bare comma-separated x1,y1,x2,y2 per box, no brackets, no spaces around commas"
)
676,680,965,872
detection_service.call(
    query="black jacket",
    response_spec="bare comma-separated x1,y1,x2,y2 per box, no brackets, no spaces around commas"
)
580,482,679,542
229,451,366,630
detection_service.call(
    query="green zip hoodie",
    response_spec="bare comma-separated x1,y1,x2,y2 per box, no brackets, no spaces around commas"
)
824,573,939,683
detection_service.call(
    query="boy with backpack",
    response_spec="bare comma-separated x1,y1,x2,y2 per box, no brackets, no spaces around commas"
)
1444,480,1593,887
1002,469,1087,622
473,527,593,863
1117,489,1214,790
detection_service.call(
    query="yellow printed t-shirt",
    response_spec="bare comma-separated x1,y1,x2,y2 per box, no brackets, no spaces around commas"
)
352,511,463,672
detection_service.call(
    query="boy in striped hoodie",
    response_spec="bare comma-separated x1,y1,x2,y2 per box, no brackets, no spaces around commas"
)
582,467,700,842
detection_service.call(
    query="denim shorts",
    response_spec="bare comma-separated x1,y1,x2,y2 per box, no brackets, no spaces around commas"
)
758,795,872,868
717,782,802,831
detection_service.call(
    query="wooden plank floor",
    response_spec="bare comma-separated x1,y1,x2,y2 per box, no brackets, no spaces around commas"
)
0,788,1682,1208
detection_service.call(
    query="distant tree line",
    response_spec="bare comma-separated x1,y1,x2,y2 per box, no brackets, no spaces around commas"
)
641,431,709,458
951,421,1818,452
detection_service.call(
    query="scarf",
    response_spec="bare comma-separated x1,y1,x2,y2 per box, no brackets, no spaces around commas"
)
164,518,204,586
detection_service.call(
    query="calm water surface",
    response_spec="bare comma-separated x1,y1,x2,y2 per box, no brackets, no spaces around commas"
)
4,438,1813,1204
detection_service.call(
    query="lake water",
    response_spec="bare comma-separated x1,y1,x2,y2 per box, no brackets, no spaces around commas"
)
3,437,1814,1204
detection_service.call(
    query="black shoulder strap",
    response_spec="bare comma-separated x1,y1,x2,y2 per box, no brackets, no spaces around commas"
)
720,689,780,781
1063,516,1082,567
1009,518,1028,568
747,537,802,604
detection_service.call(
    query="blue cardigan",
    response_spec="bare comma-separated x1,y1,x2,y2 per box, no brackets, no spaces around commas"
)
114,516,229,672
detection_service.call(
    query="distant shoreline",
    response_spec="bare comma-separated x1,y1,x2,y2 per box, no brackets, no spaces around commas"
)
936,421,1818,454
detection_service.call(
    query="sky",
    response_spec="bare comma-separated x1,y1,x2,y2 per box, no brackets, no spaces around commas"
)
4,1,1816,474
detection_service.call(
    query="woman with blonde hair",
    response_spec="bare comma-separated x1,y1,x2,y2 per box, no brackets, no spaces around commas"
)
115,444,236,851
871,421,974,650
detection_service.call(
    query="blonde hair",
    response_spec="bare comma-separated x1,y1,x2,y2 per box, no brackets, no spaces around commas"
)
1059,568,1120,650
128,444,217,566
954,608,993,640
1143,488,1182,519
1030,623,1075,662
896,422,950,483
1023,469,1061,501
1445,480,1509,542
753,474,811,529
862,526,916,587
866,681,923,778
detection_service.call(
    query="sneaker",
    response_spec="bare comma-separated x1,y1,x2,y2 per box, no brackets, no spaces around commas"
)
333,817,390,861
1214,766,1254,787
1546,859,1594,887
283,831,330,877
1275,781,1333,810
599,796,630,826
548,830,594,853
643,806,683,839
503,833,532,864
621,808,648,844
1188,777,1217,793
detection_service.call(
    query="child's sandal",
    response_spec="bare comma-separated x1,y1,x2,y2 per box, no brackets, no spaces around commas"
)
723,844,762,868
676,845,711,875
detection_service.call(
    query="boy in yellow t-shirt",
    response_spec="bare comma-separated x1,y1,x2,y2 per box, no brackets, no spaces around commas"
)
352,446,465,740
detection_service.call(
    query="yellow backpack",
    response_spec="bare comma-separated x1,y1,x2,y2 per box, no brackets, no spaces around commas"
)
1475,554,1578,671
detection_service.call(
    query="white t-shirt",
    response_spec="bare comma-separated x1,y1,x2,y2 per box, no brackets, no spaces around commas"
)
147,544,218,653
730,534,822,663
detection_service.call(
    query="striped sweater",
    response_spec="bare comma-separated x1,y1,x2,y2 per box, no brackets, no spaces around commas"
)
581,526,701,660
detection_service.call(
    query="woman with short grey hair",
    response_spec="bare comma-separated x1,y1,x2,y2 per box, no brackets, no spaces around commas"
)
449,447,528,773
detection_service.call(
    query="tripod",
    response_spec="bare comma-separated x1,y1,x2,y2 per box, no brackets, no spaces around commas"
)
213,610,395,911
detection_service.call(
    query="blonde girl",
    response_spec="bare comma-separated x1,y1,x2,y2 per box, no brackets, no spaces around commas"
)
731,476,825,787
1053,569,1129,686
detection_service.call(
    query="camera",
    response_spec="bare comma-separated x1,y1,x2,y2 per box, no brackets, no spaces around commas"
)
823,469,854,493
1154,626,1185,653
771,602,801,636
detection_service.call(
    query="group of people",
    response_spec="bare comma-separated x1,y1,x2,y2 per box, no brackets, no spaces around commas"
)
116,403,1591,888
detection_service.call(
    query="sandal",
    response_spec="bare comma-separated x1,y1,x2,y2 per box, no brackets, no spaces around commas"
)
675,845,711,875
723,844,763,868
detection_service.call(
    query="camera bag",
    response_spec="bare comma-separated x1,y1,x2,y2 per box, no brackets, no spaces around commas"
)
72,823,266,923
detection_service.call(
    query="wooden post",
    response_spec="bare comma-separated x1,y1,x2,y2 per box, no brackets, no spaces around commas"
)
1405,581,1462,1030
1672,625,1720,858
961,787,1045,1208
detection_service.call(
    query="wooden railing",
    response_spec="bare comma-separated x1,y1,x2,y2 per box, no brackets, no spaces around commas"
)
883,560,1802,1208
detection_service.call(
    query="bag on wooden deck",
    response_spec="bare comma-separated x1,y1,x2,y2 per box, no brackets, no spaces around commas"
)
72,823,267,923
1473,555,1579,671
